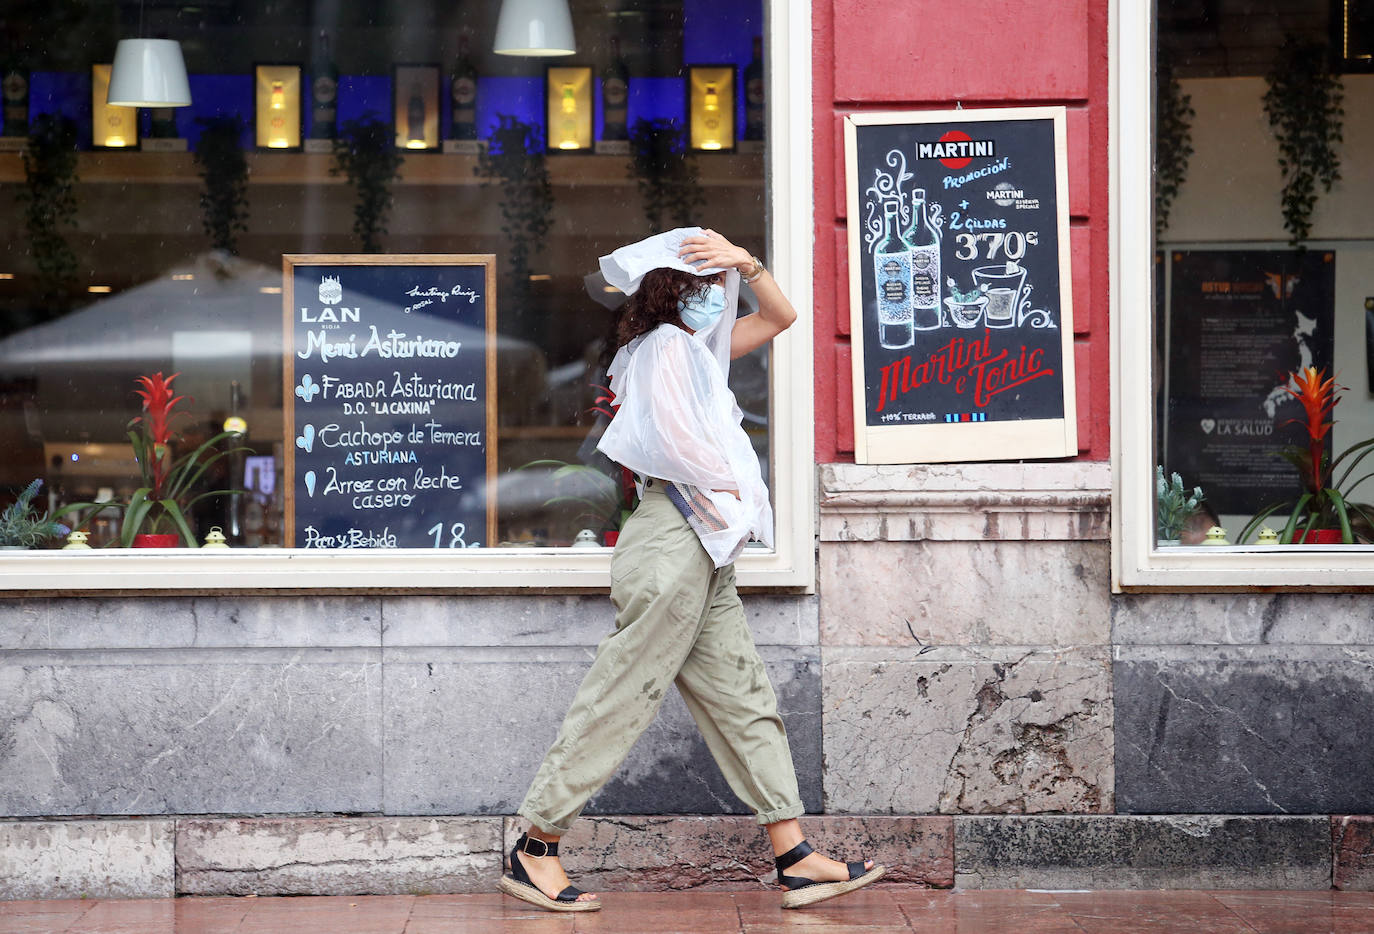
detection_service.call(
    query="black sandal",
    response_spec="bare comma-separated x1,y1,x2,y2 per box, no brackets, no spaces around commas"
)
498,833,602,912
775,840,885,909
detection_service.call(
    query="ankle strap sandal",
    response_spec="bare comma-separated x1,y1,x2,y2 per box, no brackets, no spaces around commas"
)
775,839,886,910
498,833,602,913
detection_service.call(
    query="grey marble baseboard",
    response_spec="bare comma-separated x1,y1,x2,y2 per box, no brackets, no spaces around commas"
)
2,814,1346,899
955,815,1331,889
0,820,174,899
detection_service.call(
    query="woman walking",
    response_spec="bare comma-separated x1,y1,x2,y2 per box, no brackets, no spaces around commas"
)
500,227,885,912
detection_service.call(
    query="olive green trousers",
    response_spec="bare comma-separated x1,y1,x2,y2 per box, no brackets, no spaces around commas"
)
517,482,805,835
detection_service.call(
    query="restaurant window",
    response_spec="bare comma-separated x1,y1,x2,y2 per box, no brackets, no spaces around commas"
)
1114,0,1374,587
0,1,814,588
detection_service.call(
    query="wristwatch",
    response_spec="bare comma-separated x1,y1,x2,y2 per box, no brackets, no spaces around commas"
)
741,255,766,284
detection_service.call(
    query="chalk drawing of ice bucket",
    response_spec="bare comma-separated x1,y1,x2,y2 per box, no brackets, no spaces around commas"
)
971,262,1027,329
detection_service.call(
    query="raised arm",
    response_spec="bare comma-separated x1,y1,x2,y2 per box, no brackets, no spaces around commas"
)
678,229,798,359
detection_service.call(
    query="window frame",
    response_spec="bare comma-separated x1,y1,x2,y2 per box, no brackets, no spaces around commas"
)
1110,0,1374,590
0,2,816,594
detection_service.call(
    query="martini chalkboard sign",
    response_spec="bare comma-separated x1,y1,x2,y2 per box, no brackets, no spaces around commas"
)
844,107,1077,464
282,255,496,548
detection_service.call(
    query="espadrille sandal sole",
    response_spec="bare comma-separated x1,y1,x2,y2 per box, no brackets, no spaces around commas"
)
498,875,602,912
781,864,886,909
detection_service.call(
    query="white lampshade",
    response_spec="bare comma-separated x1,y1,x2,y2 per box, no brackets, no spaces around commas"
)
493,0,576,56
107,38,192,107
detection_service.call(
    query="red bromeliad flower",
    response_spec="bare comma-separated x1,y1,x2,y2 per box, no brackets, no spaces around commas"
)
1280,366,1339,495
589,382,619,421
130,372,185,500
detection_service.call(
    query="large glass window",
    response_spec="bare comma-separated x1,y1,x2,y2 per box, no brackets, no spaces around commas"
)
1114,0,1374,586
0,2,786,565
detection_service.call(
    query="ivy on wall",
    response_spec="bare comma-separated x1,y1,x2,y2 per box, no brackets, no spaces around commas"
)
475,115,553,286
1154,53,1194,238
18,113,80,313
193,116,250,255
1262,36,1343,246
332,117,405,253
628,118,704,235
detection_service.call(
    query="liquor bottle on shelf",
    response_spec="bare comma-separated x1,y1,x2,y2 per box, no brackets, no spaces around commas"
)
743,36,764,143
406,82,426,148
309,31,338,145
149,107,178,138
600,35,629,146
2,62,29,140
906,188,943,330
144,106,186,150
874,198,915,350
449,33,479,140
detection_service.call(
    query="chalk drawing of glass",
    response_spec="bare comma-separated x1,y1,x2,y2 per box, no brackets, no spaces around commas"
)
943,277,987,329
972,262,1028,329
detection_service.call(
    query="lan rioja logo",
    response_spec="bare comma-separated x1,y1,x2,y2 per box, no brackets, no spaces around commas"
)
318,275,343,305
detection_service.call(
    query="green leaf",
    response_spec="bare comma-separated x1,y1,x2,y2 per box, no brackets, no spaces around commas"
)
119,488,155,547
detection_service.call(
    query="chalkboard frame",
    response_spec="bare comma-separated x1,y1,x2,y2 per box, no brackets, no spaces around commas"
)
281,253,498,548
844,107,1078,464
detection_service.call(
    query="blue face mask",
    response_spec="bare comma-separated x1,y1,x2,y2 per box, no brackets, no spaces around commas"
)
678,283,727,332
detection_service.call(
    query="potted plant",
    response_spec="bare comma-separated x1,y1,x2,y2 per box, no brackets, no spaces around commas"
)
19,112,80,314
475,114,553,302
1156,466,1205,545
63,372,249,547
1262,36,1343,247
1239,367,1374,544
331,116,404,253
628,117,704,233
193,115,250,255
0,479,69,549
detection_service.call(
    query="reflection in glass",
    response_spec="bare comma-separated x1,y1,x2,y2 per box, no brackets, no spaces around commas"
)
0,2,770,552
1154,1,1374,546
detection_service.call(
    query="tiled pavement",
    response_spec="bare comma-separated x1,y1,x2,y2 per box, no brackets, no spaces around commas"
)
3,889,1374,933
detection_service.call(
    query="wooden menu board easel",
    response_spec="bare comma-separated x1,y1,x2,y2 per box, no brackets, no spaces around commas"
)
282,254,497,548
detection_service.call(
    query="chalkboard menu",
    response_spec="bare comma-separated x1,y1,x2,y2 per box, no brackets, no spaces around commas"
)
844,108,1077,464
1164,249,1335,516
282,255,496,548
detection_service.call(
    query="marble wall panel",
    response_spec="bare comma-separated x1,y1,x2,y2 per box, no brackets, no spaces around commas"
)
1112,593,1374,646
823,647,1113,814
955,815,1331,889
1115,646,1374,814
382,594,818,648
0,597,381,650
0,649,382,816
820,541,1109,646
176,817,501,895
0,820,174,899
381,647,821,817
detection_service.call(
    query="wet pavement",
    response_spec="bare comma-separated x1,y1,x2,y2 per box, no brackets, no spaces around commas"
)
3,888,1374,933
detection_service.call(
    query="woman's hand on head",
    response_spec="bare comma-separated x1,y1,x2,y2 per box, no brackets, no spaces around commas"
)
679,229,753,276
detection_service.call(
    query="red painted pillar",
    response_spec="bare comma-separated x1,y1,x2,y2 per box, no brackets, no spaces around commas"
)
813,0,1111,462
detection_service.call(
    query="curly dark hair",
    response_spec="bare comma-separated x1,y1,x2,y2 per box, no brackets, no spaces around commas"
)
614,267,713,348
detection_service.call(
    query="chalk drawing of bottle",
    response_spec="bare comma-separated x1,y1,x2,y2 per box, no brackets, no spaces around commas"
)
905,188,943,330
873,198,915,350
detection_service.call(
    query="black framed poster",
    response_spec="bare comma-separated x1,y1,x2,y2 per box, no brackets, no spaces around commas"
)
844,107,1076,463
1164,249,1336,517
283,254,497,548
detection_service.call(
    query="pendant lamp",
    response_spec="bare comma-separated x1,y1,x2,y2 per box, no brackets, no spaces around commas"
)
107,38,191,108
494,0,576,56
